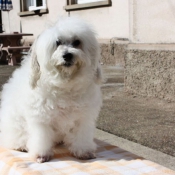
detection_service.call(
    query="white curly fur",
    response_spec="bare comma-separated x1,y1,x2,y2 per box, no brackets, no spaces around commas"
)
0,17,102,163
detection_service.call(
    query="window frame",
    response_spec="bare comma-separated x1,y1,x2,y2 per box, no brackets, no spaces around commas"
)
64,0,111,11
18,0,48,17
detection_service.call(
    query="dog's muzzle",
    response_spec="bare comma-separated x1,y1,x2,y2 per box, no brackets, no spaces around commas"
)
63,53,74,67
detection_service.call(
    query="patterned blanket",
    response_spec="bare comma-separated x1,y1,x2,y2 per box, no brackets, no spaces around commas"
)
0,139,174,175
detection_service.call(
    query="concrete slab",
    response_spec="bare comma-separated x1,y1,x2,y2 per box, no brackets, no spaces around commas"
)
95,129,175,171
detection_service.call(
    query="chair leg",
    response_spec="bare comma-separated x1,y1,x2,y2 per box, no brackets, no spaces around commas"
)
8,54,17,66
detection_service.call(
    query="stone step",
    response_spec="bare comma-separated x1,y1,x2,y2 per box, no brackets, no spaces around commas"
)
102,65,124,84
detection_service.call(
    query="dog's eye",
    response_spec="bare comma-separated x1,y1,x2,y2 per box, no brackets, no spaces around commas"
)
56,40,61,47
72,40,81,47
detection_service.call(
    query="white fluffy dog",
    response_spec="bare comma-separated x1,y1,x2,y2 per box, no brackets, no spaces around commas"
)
0,17,102,163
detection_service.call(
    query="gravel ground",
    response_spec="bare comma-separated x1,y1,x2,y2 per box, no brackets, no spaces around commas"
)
0,65,18,91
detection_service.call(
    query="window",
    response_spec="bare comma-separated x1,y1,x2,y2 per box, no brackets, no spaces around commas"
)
64,0,111,11
18,0,48,17
29,0,46,11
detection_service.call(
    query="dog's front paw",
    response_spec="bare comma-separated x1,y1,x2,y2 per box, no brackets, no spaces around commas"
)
74,152,96,160
36,155,52,163
31,151,53,163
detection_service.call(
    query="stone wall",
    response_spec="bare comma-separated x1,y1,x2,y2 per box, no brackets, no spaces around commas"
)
99,40,128,67
125,45,175,102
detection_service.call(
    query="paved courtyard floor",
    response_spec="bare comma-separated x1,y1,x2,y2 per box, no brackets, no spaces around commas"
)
98,66,175,158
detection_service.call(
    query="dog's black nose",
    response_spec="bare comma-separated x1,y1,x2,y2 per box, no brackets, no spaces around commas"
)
63,53,73,62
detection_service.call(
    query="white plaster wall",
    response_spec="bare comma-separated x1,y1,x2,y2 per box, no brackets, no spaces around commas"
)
131,0,175,43
70,0,129,40
1,0,129,42
2,0,175,44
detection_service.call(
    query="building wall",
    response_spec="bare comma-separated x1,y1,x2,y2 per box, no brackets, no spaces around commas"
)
70,0,129,40
1,0,129,43
124,0,175,102
2,0,175,43
130,0,175,43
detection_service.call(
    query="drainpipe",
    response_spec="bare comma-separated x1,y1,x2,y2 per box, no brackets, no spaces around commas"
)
0,10,2,33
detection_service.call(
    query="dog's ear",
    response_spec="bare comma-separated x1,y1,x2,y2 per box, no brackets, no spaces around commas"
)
30,40,41,89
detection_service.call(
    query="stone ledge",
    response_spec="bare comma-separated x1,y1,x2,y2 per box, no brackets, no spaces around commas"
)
18,9,48,17
98,38,129,44
128,43,175,51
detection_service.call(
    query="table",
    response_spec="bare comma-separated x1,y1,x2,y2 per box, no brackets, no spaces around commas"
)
0,138,174,175
0,33,33,65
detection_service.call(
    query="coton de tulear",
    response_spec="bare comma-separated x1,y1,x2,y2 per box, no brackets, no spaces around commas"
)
0,17,102,163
